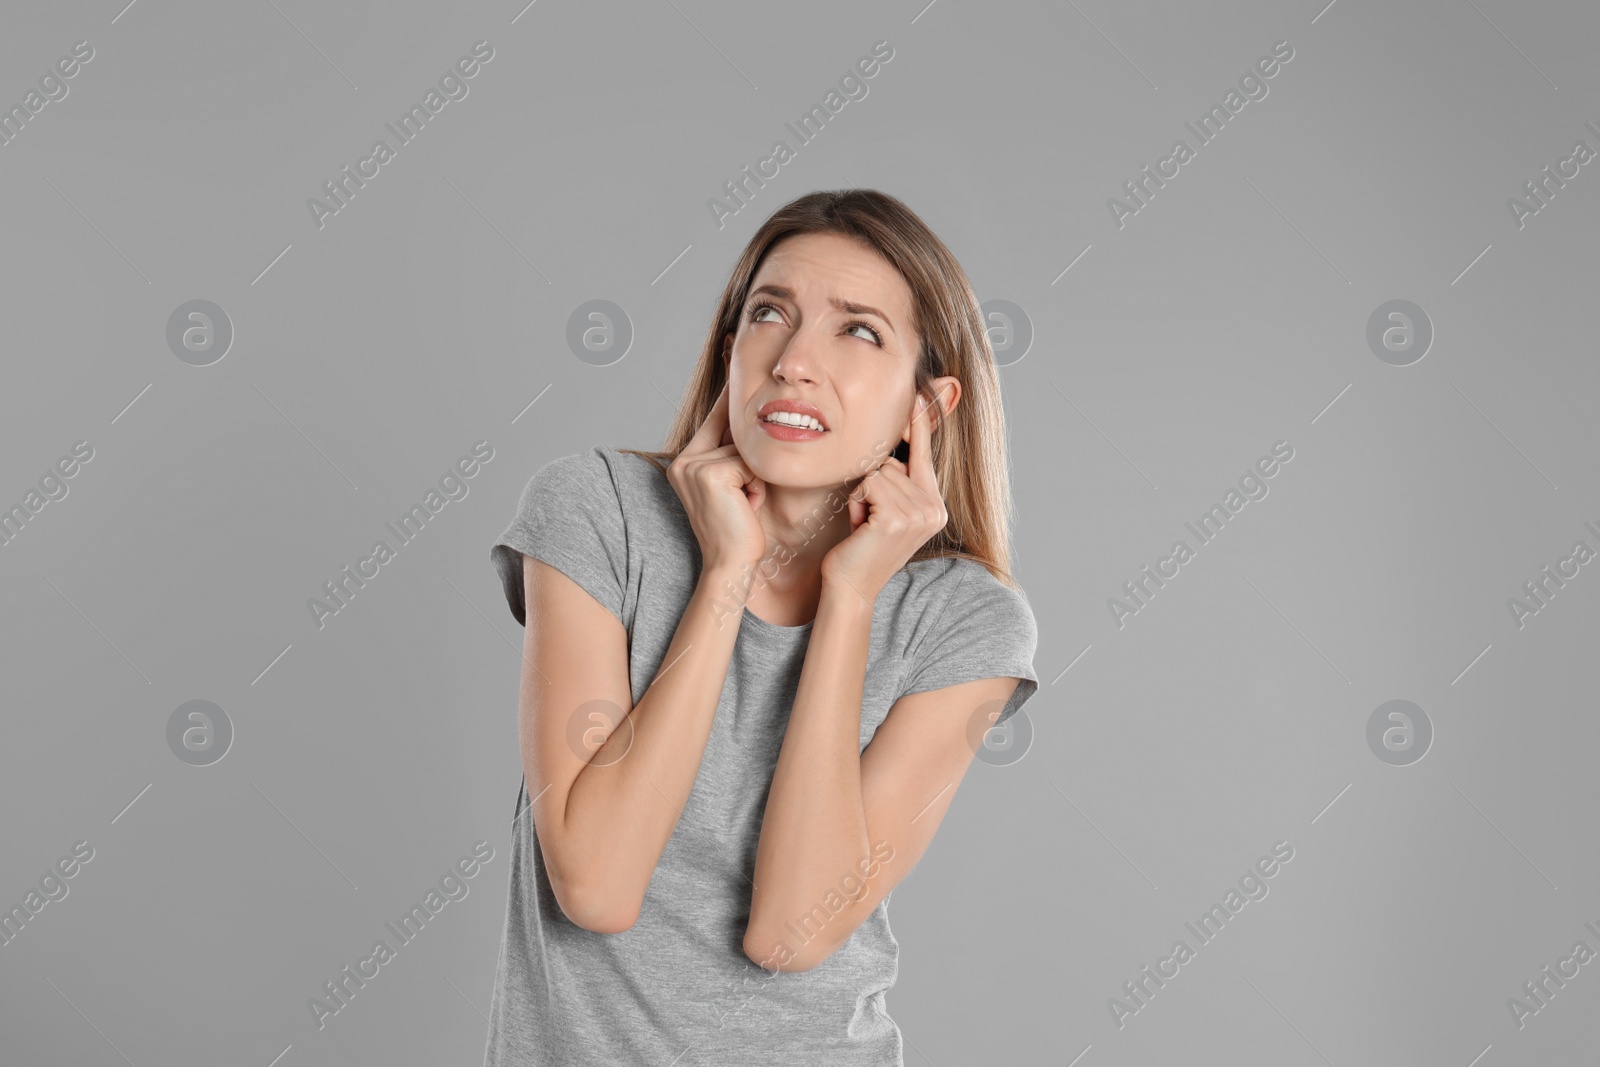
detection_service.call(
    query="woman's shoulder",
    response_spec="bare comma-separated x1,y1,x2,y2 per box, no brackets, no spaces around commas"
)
594,446,680,513
887,554,1033,631
900,553,1028,597
887,554,1038,700
594,444,671,479
532,445,674,504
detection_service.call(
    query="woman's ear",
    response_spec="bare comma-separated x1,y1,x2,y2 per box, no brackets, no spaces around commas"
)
927,377,961,424
904,378,960,439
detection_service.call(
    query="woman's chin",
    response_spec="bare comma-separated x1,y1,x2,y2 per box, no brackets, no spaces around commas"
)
742,436,870,488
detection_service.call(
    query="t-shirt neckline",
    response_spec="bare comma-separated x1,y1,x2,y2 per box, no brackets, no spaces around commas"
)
740,604,814,635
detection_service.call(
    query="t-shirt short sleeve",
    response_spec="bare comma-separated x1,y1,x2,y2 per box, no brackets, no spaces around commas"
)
898,563,1040,725
489,448,628,629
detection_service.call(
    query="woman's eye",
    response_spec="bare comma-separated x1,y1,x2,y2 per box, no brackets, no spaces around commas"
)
748,303,880,345
846,322,883,345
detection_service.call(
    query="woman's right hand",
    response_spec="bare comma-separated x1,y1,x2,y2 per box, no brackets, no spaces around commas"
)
666,381,768,576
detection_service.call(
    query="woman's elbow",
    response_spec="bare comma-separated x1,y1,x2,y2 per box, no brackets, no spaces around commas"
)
539,828,642,933
742,927,833,972
569,906,639,936
552,874,641,934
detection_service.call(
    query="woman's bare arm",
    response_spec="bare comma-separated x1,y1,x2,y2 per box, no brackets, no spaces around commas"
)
518,553,746,932
742,576,1021,971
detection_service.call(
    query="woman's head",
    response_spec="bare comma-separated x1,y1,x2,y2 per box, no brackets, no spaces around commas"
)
719,229,948,498
626,188,1021,585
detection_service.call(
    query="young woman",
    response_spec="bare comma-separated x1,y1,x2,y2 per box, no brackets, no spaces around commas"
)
483,189,1039,1066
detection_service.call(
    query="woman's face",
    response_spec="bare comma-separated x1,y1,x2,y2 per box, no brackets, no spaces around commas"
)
724,231,931,489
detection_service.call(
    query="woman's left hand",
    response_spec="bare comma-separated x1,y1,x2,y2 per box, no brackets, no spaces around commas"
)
821,390,948,599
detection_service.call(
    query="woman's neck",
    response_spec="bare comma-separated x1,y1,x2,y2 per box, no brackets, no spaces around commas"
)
750,481,857,595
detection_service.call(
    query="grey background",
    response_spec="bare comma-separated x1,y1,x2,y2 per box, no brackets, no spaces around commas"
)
2,0,1597,1064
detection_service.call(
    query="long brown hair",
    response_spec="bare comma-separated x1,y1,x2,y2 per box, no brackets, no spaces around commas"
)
620,189,1022,588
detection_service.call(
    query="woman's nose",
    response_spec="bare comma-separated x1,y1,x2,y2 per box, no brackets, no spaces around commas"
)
772,334,822,384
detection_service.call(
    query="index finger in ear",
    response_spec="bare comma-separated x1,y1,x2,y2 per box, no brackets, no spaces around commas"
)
685,380,732,456
908,387,942,495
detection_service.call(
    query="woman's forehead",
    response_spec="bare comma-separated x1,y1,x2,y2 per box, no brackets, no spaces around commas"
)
751,235,913,320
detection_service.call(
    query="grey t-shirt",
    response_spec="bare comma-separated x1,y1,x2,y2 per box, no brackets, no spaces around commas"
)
483,445,1039,1067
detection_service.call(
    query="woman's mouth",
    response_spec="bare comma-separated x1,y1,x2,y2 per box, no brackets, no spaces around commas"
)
757,413,828,441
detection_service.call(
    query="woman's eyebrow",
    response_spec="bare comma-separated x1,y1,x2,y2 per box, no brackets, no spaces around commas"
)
748,284,896,335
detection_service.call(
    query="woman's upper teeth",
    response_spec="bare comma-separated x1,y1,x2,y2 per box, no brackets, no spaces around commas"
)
764,411,825,431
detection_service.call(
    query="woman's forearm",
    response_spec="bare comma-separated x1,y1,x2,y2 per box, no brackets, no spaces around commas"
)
744,577,877,965
557,565,748,929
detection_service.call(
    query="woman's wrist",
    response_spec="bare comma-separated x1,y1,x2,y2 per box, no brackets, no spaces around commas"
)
695,562,761,631
699,560,758,596
820,571,882,616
